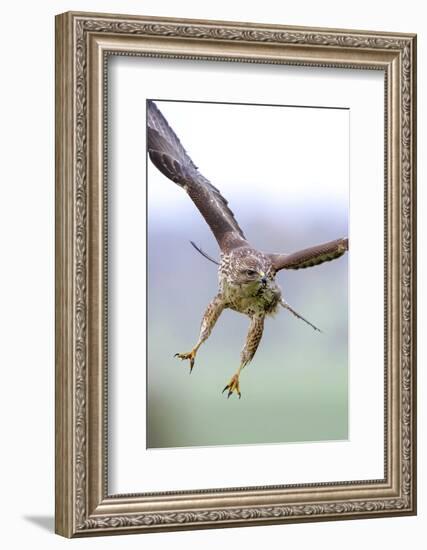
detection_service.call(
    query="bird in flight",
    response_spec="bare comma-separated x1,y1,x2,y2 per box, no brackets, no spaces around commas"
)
147,100,348,399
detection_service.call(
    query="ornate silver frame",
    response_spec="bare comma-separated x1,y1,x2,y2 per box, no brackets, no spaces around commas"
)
55,11,417,537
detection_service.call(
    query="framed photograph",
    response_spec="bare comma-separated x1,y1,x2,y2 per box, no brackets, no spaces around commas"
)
55,11,417,537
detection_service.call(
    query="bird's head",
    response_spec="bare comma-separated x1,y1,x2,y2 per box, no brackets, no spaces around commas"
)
233,252,274,291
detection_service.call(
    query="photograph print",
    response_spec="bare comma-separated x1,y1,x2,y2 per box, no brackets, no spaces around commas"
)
147,99,349,449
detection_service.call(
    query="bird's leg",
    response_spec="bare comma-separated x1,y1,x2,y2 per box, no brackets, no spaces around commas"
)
223,316,265,399
175,294,225,373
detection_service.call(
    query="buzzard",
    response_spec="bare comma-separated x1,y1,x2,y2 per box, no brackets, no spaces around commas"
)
147,100,348,398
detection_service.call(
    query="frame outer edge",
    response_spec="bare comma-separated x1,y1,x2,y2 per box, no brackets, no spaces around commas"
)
62,10,417,40
413,35,417,514
55,12,75,538
409,35,417,514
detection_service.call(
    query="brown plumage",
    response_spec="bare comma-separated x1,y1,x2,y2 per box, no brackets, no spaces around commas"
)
147,100,349,398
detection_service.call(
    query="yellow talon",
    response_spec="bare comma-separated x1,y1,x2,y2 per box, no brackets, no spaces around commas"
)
174,349,197,373
222,374,241,399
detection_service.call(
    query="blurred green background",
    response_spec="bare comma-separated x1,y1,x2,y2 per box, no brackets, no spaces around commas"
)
147,102,348,449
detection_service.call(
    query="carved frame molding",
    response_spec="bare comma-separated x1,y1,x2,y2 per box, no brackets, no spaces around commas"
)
55,11,416,537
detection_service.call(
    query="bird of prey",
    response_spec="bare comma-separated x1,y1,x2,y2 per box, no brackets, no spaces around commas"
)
147,100,348,399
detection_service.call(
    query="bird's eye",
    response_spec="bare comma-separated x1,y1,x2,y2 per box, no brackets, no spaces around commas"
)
245,269,257,277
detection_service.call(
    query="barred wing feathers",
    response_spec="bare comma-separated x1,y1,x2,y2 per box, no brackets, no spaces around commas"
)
147,100,247,252
268,238,348,271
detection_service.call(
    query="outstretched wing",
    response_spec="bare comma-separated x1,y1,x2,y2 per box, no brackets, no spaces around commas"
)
147,100,247,252
268,238,348,271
